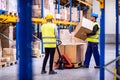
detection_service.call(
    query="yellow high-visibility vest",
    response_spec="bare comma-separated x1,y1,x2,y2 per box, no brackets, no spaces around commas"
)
86,22,100,43
41,23,56,48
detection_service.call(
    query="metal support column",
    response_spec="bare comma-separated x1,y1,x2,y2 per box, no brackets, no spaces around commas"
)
69,0,73,33
41,0,44,18
41,0,44,53
58,0,60,40
85,6,89,18
100,6,105,80
16,22,19,60
78,3,81,22
17,0,33,80
116,0,119,78
37,24,40,39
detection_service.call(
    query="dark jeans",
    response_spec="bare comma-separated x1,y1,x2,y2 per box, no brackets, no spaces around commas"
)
84,42,100,67
42,48,56,71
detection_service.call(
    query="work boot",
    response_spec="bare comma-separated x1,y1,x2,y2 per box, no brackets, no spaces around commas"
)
94,66,100,68
41,70,47,74
80,65,89,68
49,70,57,75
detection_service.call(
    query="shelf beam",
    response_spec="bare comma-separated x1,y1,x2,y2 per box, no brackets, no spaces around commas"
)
77,0,92,7
0,15,78,26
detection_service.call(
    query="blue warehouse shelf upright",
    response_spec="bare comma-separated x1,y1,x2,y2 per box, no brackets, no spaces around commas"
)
2,0,120,80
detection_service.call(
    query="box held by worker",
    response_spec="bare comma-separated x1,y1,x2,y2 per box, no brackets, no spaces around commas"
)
74,17,93,40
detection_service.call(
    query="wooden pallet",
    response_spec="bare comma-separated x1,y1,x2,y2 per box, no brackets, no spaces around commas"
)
73,62,82,68
40,54,45,57
32,54,40,58
0,62,7,68
7,60,17,66
33,53,45,58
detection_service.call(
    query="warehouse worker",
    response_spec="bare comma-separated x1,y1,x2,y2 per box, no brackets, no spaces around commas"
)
82,13,100,68
41,13,58,74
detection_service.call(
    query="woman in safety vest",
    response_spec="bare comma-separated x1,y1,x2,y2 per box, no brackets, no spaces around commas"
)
41,13,58,74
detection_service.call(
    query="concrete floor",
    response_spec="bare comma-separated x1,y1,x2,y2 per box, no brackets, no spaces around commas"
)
0,44,119,80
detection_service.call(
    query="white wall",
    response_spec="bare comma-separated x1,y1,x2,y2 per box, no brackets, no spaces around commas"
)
93,0,101,23
93,0,119,34
105,0,116,34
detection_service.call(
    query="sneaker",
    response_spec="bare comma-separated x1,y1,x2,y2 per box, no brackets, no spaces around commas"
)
41,70,47,74
80,65,89,68
94,66,100,68
49,70,57,75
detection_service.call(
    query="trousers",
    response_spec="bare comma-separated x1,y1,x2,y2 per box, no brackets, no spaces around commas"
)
42,48,55,71
84,42,100,66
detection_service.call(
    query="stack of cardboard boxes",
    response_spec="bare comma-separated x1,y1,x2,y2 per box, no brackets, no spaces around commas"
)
0,39,16,66
32,40,41,57
2,48,16,62
6,0,17,13
0,26,14,48
54,17,93,66
54,29,87,65
32,0,55,18
32,5,41,18
55,7,83,21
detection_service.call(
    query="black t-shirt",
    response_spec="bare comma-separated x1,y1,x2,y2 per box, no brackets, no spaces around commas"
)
87,24,99,37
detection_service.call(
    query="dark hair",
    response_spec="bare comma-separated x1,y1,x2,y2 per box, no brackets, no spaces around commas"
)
46,19,53,23
95,17,97,19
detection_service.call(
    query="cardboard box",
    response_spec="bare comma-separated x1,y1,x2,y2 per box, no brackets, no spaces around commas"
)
54,43,87,64
2,48,16,61
74,17,93,40
70,32,83,43
0,0,6,10
32,41,41,49
64,43,87,63
32,5,41,18
32,48,41,57
32,0,41,5
60,8,67,20
0,26,14,48
6,0,17,13
60,30,83,44
0,57,10,62
60,30,71,44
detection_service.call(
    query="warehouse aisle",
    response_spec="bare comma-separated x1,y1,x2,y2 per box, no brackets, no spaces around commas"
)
0,44,118,80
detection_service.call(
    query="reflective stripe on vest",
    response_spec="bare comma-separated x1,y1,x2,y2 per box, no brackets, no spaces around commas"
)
41,23,56,48
86,22,100,43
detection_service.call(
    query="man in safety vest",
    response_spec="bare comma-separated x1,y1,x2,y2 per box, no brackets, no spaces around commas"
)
41,14,58,74
82,13,100,68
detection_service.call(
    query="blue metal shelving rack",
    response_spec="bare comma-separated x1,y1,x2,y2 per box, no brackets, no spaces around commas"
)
16,0,120,80
116,0,119,79
17,0,33,80
100,7,105,80
58,0,60,40
69,0,73,33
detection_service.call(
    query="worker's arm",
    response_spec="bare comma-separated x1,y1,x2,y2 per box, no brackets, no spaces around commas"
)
87,24,99,37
